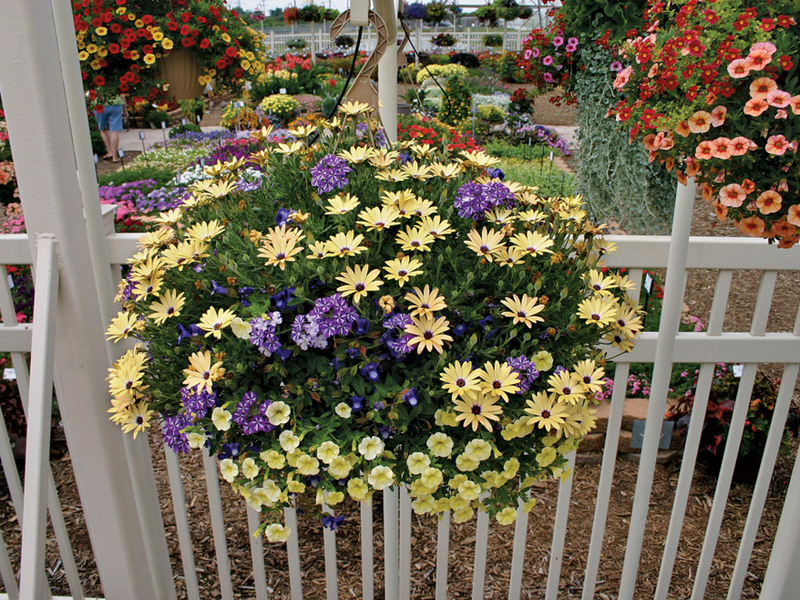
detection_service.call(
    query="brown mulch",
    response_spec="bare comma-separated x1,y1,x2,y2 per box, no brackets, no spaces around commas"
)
0,106,797,600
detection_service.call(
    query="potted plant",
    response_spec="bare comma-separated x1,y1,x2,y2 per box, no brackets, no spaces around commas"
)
484,34,504,49
106,102,642,539
610,0,800,247
431,33,457,48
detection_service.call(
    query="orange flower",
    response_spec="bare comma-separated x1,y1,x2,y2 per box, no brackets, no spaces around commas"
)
770,220,796,240
743,97,769,117
714,201,728,221
729,137,751,156
741,179,756,194
726,58,749,79
735,216,766,237
718,184,746,207
745,47,774,71
685,157,700,177
695,141,714,160
656,131,674,150
643,134,658,152
710,105,727,126
765,135,789,156
749,77,777,99
755,191,782,215
687,111,712,133
711,138,732,160
788,205,800,227
766,89,791,108
675,120,690,137
791,95,800,116
702,184,715,202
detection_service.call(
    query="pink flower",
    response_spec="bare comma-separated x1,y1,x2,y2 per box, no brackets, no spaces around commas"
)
750,77,778,99
695,141,714,160
729,137,752,156
719,183,746,207
726,58,750,78
746,43,776,70
523,49,532,60
776,109,788,119
756,191,782,215
688,110,712,133
765,134,789,155
711,137,732,160
788,205,800,227
710,105,727,126
613,65,633,90
542,55,553,66
749,41,777,58
791,96,800,115
767,89,792,108
743,97,769,116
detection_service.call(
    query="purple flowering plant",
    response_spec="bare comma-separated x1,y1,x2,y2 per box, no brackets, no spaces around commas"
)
106,103,641,540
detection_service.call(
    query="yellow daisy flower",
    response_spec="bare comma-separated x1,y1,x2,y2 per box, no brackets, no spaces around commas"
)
404,285,447,318
405,315,453,354
572,359,606,395
524,392,568,432
500,294,545,328
187,220,225,244
335,264,383,304
357,206,401,231
452,389,503,432
419,215,453,238
148,289,186,325
323,230,367,257
464,227,505,261
324,193,360,215
197,306,237,339
383,256,424,287
440,361,484,399
396,227,434,252
182,350,225,394
479,361,521,402
547,370,585,404
338,145,376,163
577,295,618,327
510,230,554,256
106,311,140,342
120,401,155,439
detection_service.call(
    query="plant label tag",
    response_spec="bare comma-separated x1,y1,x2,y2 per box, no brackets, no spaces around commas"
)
279,88,287,94
182,118,187,125
7,274,14,289
3,368,16,381
630,420,674,450
93,153,99,164
161,121,167,129
118,149,124,158
549,151,554,162
643,272,654,294
733,364,743,378
138,131,146,140
245,81,252,91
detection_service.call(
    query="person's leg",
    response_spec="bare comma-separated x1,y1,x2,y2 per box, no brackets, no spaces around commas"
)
94,109,114,159
106,105,124,162
99,129,113,159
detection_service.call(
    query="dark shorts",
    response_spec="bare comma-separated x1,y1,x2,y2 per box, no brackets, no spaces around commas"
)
94,105,124,131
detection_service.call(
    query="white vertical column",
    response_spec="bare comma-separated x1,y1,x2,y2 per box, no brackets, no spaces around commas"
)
618,179,696,600
374,0,398,142
0,2,164,598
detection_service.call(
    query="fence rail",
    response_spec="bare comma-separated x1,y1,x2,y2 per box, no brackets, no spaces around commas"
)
1,230,799,599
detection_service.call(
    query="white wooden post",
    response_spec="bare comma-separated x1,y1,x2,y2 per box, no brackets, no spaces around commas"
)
0,1,169,598
375,0,398,142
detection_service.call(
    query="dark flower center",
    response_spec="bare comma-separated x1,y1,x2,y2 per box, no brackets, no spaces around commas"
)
456,378,466,387
471,405,482,415
541,410,551,418
355,283,365,292
493,381,501,389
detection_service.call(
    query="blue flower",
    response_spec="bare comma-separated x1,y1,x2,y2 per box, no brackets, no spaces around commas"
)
210,280,229,295
360,362,381,383
177,322,203,344
310,154,352,194
275,207,292,226
350,395,364,411
353,317,370,335
403,388,419,407
322,514,345,531
271,286,296,311
453,322,468,337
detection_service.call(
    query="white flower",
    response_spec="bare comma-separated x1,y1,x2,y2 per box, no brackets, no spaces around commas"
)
220,458,238,483
358,436,384,461
265,523,291,543
335,402,352,418
187,432,206,449
230,317,252,339
367,465,395,490
316,441,340,465
241,457,259,480
407,452,430,475
266,401,291,426
279,430,300,452
426,432,453,458
211,406,232,431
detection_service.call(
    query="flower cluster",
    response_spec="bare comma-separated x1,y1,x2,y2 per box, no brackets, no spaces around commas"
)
397,117,481,152
431,33,457,48
610,0,800,247
416,63,469,84
106,103,641,540
259,95,301,125
72,0,262,108
516,12,579,96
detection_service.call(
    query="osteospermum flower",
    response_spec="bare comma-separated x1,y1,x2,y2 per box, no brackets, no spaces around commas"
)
524,392,568,432
572,359,605,395
323,230,367,257
120,401,155,439
338,145,375,163
357,206,401,231
324,193,360,215
106,310,141,342
405,285,447,317
148,289,186,325
465,227,506,260
182,350,225,394
510,230,554,256
335,264,383,303
500,294,545,328
187,220,225,243
479,360,520,401
419,215,453,238
440,361,484,399
547,370,585,404
452,389,503,432
383,256,424,287
396,227,434,252
577,296,617,327
197,306,237,339
405,315,453,353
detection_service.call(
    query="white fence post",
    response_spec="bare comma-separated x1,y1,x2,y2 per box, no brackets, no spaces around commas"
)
0,1,168,598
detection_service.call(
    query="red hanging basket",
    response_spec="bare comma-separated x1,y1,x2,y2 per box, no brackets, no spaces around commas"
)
159,49,204,100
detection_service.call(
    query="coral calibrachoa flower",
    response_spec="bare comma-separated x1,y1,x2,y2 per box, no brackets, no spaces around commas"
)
106,105,642,538
610,0,800,247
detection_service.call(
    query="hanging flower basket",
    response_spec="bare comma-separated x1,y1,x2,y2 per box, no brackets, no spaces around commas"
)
158,49,205,100
106,102,643,540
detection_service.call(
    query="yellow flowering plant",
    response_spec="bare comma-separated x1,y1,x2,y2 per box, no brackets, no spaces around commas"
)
107,103,642,538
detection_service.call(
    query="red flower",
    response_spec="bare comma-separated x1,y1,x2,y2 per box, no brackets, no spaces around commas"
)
93,75,105,86
216,58,227,70
199,38,210,49
779,55,794,70
180,24,190,36
181,37,195,48
180,12,192,23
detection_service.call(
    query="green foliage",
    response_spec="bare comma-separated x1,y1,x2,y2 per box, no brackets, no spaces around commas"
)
560,0,647,44
484,34,503,48
424,2,447,25
573,45,676,234
495,158,576,197
320,96,338,118
475,5,498,27
476,104,505,123
440,76,472,126
146,110,170,128
178,98,206,124
450,52,481,69
97,166,176,188
286,38,307,49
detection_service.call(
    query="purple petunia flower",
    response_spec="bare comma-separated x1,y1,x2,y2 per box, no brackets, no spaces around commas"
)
181,386,217,419
610,61,623,72
310,154,352,194
161,413,193,453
